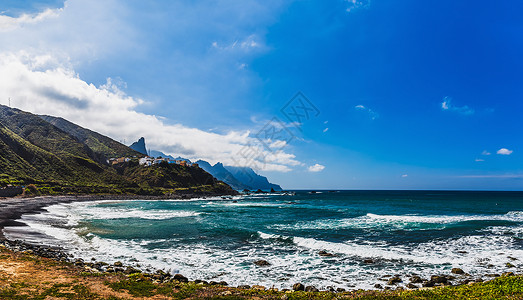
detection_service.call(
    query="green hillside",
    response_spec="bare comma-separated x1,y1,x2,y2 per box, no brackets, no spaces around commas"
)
39,115,141,159
0,105,236,196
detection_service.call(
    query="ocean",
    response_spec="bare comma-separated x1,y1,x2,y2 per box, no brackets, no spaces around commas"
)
4,191,523,290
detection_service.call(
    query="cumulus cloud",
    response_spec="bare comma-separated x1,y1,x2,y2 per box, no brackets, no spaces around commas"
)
441,97,474,115
497,148,513,155
308,164,325,172
0,52,300,171
0,7,62,31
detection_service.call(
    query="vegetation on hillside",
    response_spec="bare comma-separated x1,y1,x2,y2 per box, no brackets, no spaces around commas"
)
0,105,236,196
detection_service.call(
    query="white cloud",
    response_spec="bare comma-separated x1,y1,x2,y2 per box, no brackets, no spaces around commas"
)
401,174,408,178
0,52,300,172
475,158,485,162
355,104,379,120
308,164,325,172
0,7,63,32
497,148,513,155
441,97,474,115
323,128,329,133
481,150,491,156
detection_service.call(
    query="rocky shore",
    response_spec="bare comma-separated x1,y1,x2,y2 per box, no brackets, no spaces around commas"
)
0,238,520,295
0,195,521,298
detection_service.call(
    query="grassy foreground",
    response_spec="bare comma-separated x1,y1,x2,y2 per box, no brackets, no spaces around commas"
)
0,245,521,300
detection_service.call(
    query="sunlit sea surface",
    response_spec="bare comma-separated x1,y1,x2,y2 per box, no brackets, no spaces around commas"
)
4,191,523,290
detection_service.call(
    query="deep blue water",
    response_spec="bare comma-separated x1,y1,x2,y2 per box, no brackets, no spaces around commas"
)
5,191,523,289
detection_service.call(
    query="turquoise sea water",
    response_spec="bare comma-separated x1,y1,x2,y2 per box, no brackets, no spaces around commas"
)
5,191,523,289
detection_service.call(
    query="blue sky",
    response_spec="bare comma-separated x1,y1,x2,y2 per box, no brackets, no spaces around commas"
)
0,0,522,190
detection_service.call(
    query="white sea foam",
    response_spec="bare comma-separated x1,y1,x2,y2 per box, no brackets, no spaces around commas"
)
272,211,523,231
4,199,523,291
41,201,201,221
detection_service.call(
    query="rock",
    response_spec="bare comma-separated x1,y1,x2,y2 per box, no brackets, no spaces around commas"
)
410,276,423,283
254,260,271,267
451,268,464,275
430,275,447,284
406,283,418,289
305,286,319,292
336,288,346,292
318,251,334,257
124,267,141,274
114,261,123,267
173,274,189,283
326,286,336,292
281,295,289,300
506,262,515,268
293,283,305,291
237,285,250,289
503,272,514,277
106,267,115,273
422,281,435,287
363,259,374,264
374,284,383,289
508,256,518,261
220,291,233,296
387,276,402,285
219,281,228,286
252,285,266,290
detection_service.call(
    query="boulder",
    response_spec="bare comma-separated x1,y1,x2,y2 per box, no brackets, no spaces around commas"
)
406,283,418,289
318,251,334,257
305,286,319,292
410,276,423,283
293,283,305,291
173,274,189,283
506,262,515,268
254,260,271,267
113,261,123,267
374,284,383,289
387,276,402,285
430,275,447,284
363,259,374,264
451,268,464,275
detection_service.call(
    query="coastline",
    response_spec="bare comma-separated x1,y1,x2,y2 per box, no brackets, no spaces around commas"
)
0,194,522,298
0,193,233,239
0,240,522,299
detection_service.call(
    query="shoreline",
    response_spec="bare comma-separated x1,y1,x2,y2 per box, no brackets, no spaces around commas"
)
0,240,522,300
0,194,521,294
0,193,234,239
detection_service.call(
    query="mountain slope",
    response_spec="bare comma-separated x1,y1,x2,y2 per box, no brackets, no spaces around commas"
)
0,105,236,196
39,115,141,159
225,166,282,191
196,160,250,190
